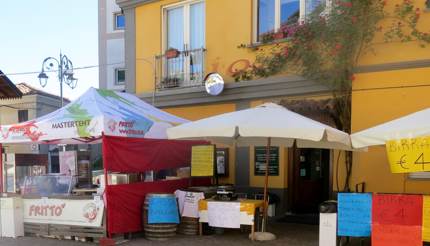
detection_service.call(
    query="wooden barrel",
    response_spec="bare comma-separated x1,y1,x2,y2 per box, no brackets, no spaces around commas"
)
178,216,199,235
143,193,178,241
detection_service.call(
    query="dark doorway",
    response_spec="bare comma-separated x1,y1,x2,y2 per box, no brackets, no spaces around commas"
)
289,147,331,213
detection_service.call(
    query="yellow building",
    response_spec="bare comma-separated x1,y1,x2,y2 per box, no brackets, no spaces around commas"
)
116,0,430,216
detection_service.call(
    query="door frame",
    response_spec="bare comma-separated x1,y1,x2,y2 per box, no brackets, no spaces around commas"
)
287,145,334,212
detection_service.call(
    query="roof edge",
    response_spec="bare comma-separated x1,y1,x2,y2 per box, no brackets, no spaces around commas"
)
116,0,159,9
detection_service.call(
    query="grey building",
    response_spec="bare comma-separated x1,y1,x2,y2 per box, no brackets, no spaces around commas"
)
98,0,126,91
1,83,68,192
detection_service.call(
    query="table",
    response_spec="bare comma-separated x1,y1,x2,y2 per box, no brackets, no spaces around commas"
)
198,199,264,240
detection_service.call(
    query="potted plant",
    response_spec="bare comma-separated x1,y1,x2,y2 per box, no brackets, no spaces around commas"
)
273,31,285,40
161,77,180,88
165,48,180,59
426,0,430,11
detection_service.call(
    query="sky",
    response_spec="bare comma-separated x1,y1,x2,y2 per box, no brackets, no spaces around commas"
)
0,0,99,100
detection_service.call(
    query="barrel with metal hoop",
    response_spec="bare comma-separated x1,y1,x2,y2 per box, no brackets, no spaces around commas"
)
143,193,178,241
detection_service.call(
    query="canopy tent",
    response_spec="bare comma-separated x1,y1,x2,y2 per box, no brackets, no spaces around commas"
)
0,87,187,144
351,108,430,148
167,103,352,232
0,88,197,235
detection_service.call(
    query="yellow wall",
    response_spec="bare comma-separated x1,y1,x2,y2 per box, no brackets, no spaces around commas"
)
348,67,430,194
135,0,430,193
164,103,236,184
135,0,257,94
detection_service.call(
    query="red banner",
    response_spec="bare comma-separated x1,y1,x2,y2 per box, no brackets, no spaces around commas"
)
102,135,207,172
372,194,423,246
106,178,210,234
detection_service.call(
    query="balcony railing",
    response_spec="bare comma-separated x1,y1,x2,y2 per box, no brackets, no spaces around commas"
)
155,48,206,90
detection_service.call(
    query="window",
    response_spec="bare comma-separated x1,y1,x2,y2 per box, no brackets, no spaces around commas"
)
115,68,126,85
255,0,326,41
114,13,125,30
163,0,205,84
18,110,28,123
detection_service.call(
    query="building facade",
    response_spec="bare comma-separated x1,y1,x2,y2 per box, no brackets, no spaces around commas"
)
99,0,126,91
1,83,68,192
117,0,430,215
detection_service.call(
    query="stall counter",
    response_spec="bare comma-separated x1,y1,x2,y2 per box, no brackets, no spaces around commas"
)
198,199,264,240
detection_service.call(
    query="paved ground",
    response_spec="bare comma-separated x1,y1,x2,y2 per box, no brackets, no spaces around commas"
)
0,223,319,246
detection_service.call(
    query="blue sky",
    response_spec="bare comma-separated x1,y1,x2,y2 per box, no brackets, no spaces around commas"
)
0,0,98,100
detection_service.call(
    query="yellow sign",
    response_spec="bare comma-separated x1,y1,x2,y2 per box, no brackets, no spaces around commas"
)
191,145,215,177
386,136,430,173
423,196,430,242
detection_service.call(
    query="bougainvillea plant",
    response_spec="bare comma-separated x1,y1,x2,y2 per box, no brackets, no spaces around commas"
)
233,0,430,191
384,0,430,47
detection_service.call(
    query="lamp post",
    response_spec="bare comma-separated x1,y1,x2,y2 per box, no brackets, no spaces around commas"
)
37,52,78,107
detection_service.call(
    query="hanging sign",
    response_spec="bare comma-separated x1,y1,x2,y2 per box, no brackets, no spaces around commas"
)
191,145,215,177
148,196,180,224
386,136,430,173
337,193,372,237
254,146,279,176
372,194,423,246
423,195,430,242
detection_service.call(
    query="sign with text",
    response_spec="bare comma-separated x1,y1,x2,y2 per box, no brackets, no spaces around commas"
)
386,137,430,173
372,194,422,246
337,193,372,237
191,145,215,177
207,201,241,228
148,196,179,224
23,198,104,227
254,146,279,176
423,196,430,242
59,151,77,175
320,213,337,246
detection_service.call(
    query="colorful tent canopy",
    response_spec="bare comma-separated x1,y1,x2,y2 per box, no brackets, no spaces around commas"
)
0,88,187,144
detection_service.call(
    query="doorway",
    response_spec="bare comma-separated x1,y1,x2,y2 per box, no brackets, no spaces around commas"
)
289,147,331,213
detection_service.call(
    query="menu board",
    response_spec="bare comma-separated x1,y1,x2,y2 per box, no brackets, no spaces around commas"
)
191,145,215,177
372,194,423,246
254,146,279,176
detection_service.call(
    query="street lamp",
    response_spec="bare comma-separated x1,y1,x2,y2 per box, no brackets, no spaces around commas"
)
37,52,78,107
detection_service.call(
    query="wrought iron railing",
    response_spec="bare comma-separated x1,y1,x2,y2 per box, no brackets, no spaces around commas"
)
155,48,206,90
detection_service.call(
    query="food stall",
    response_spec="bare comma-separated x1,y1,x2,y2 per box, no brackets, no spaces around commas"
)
0,88,206,240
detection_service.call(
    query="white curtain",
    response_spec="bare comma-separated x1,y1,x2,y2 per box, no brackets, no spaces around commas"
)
190,2,205,50
167,6,184,51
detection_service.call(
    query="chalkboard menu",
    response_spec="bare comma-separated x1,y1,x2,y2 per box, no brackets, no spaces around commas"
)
254,146,279,176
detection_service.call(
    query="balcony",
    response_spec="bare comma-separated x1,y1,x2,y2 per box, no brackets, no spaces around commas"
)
155,48,206,90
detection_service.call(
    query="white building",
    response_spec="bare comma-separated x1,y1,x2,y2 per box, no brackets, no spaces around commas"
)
98,0,125,91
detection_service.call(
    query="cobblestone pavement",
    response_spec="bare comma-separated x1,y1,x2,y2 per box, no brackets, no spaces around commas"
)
0,223,318,246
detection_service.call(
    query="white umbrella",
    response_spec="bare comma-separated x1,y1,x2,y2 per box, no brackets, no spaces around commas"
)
167,103,351,232
351,108,430,148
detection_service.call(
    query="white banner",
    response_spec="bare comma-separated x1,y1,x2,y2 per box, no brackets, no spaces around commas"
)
23,198,104,227
319,213,337,246
207,201,240,228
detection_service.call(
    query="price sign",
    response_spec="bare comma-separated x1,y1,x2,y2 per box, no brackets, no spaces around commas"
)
372,194,423,246
386,136,430,173
191,145,215,177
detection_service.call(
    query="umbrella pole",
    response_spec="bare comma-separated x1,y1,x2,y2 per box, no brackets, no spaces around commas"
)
262,137,271,232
